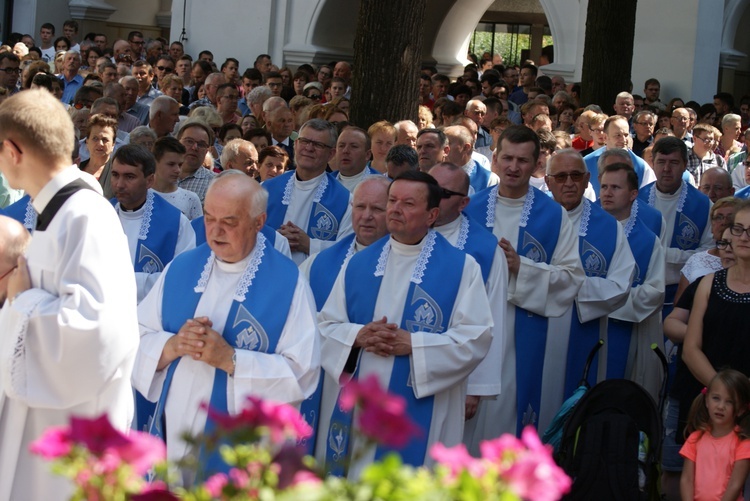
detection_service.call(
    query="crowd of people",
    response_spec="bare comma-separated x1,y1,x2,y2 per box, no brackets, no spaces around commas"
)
1,19,750,500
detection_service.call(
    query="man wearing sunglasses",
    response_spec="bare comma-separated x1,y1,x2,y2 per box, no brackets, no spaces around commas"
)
465,125,584,440
546,150,636,404
153,55,175,89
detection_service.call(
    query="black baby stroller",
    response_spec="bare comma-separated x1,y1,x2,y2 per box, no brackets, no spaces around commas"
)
556,344,669,501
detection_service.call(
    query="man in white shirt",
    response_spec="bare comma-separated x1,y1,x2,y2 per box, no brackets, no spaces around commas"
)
0,89,139,500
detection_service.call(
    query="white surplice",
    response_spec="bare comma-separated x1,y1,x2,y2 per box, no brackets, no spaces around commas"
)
651,182,713,286
538,201,635,430
468,192,585,442
115,190,196,303
132,251,320,464
277,172,353,265
316,235,493,479
609,218,666,401
0,167,139,501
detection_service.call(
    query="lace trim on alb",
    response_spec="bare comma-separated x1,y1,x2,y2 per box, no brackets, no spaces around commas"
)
234,232,266,302
137,191,155,241
578,199,591,237
194,251,216,293
7,292,46,401
342,238,357,269
456,215,470,250
624,199,639,237
23,199,36,231
486,185,498,227
313,175,328,203
648,182,687,213
281,174,294,205
373,231,436,285
519,187,534,228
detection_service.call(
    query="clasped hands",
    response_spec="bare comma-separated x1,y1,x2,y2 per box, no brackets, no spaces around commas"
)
354,316,412,357
158,317,234,374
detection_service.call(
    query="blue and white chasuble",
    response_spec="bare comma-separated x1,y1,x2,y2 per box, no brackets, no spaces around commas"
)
465,185,564,433
4,194,35,231
323,232,466,475
264,171,350,242
147,235,298,475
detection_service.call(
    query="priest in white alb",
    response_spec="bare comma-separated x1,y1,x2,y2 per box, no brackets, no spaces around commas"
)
132,171,319,481
0,90,140,501
464,126,585,439
317,170,492,478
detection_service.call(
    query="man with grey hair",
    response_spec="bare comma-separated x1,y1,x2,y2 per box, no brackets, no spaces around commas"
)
264,118,353,264
220,138,258,175
60,50,83,105
394,120,418,149
0,214,30,306
385,144,418,179
245,85,272,124
121,76,151,126
104,82,141,133
545,149,635,415
444,125,498,193
132,170,320,475
613,92,635,121
699,166,735,202
631,109,656,158
262,96,287,127
189,72,227,110
149,95,180,138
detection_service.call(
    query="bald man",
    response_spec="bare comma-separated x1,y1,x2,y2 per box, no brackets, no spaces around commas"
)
0,214,29,305
133,170,319,475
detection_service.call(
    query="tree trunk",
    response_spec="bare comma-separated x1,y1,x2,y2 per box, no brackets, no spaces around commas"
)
350,0,426,129
580,0,638,114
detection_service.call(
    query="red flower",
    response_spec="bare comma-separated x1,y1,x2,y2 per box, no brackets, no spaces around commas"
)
69,414,130,455
202,396,312,443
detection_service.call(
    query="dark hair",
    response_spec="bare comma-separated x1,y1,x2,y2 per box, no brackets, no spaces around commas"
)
255,54,271,64
215,83,237,98
417,127,448,147
127,30,143,42
220,57,239,71
53,36,71,50
714,92,735,109
521,62,538,77
243,127,272,144
192,60,212,75
599,162,639,191
63,20,79,32
258,145,289,167
31,72,56,92
390,170,442,210
112,144,156,176
652,136,688,164
41,23,55,34
152,136,186,161
198,50,213,60
497,125,541,163
386,144,418,169
242,68,262,81
218,123,242,142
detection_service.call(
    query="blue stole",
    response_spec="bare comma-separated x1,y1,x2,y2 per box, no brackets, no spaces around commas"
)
632,199,663,238
324,232,464,474
453,214,497,284
465,185,562,433
147,238,297,474
298,232,356,455
264,171,350,242
736,185,750,199
112,191,181,273
563,201,618,397
466,161,492,194
4,194,35,232
638,182,710,309
608,217,658,378
191,215,277,248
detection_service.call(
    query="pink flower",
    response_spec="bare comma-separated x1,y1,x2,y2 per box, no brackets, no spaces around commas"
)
202,397,312,443
338,374,422,447
203,473,228,498
69,414,130,455
499,427,571,501
228,467,250,489
430,442,485,478
291,470,322,486
29,426,72,459
117,431,166,475
480,433,524,464
130,484,179,501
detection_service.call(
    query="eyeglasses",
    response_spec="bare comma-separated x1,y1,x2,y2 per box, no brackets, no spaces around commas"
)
695,136,713,144
307,94,322,100
296,137,332,151
716,240,733,250
712,214,730,222
0,67,21,75
181,137,210,150
548,171,586,184
634,121,654,127
730,224,750,238
440,187,467,199
156,66,173,73
0,265,17,281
